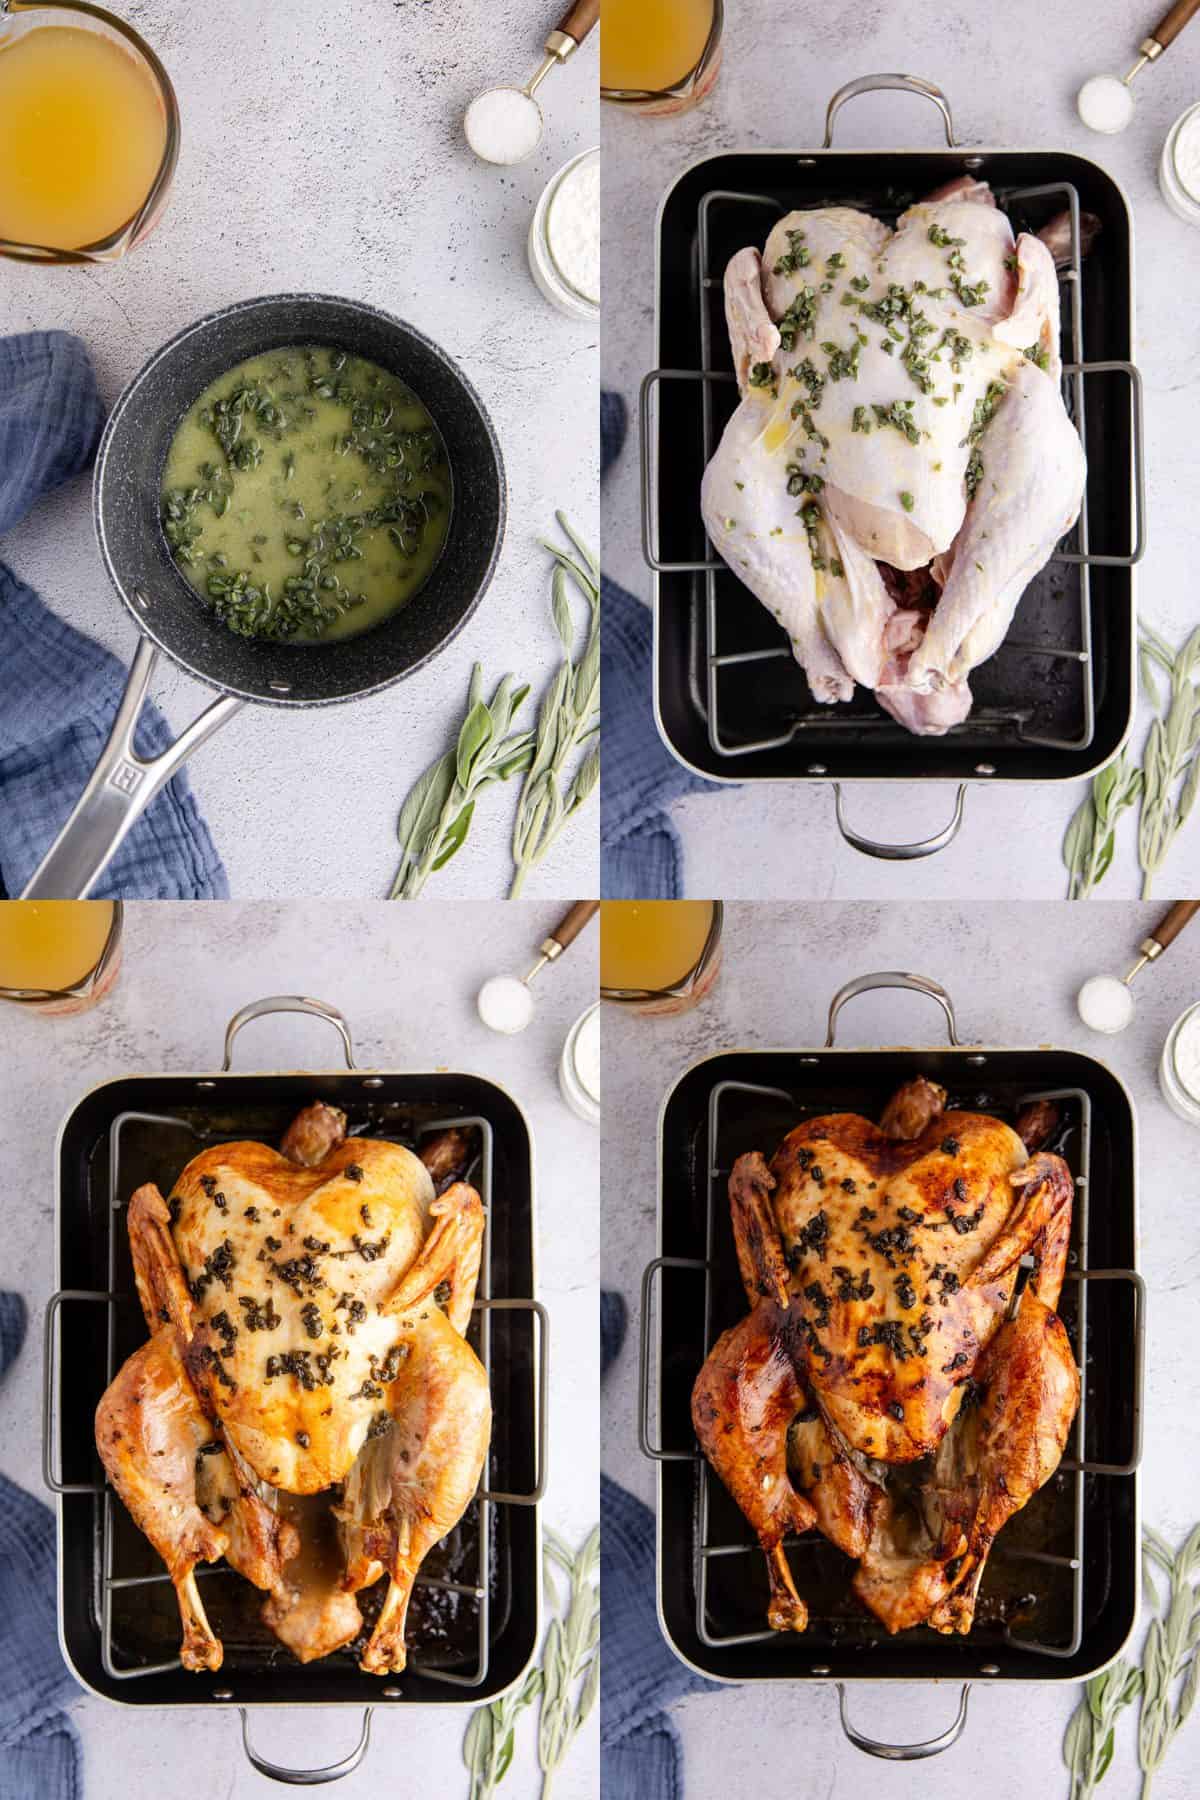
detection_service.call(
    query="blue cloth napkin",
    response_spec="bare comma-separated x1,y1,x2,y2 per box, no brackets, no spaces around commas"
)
601,1290,720,1800
0,1292,81,1800
0,331,228,900
600,392,721,900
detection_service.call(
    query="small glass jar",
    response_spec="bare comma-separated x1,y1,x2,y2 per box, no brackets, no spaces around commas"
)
601,0,723,116
1159,1000,1200,1125
0,900,123,1015
1159,103,1200,227
559,1002,600,1125
601,901,723,1017
527,147,599,322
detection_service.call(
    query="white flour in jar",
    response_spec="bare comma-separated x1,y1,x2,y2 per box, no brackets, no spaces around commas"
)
1175,1006,1200,1100
573,1005,600,1103
1176,109,1200,203
547,152,600,303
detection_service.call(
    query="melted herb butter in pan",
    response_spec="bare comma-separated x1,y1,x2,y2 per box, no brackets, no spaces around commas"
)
160,346,451,643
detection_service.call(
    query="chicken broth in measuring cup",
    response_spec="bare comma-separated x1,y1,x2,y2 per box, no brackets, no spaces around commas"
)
160,346,451,643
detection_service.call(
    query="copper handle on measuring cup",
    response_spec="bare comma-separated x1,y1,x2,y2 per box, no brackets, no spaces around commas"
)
545,900,600,955
1149,899,1200,952
551,0,600,49
1148,0,1200,51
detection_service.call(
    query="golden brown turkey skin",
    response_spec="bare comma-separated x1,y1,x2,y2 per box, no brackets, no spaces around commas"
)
767,1110,1067,1463
853,1291,1080,1634
692,1079,1080,1639
165,1136,434,1494
692,1304,815,1631
95,1331,229,1671
98,1106,493,1674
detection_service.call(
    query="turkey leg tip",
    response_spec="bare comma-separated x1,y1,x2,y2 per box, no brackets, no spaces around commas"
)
177,1568,224,1671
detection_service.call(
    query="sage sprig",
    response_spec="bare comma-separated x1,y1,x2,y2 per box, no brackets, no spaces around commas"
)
538,1526,600,1797
1138,1525,1200,1794
509,516,600,900
460,1526,600,1800
389,665,535,899
1063,1660,1142,1799
1062,751,1143,899
1137,626,1200,899
1061,623,1200,899
463,1666,543,1800
1061,1527,1200,1799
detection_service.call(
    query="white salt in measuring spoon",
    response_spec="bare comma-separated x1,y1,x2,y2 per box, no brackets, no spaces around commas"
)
477,901,599,1034
1078,0,1200,133
465,0,599,165
1077,900,1200,1033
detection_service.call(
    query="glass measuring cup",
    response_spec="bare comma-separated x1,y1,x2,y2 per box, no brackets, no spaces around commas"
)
0,0,179,263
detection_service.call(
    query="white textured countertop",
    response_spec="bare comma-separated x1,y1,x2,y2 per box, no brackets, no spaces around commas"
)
602,901,1200,1797
602,0,1200,898
0,0,598,901
0,900,598,1798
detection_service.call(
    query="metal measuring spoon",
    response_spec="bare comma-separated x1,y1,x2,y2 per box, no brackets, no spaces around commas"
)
1077,900,1200,1033
1078,0,1200,133
477,901,599,1034
465,0,599,165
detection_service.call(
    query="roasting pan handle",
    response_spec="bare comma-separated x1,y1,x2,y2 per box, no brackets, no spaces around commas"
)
640,369,729,574
238,1707,373,1784
476,1297,550,1503
825,972,962,1047
836,1683,970,1759
42,1289,114,1495
823,74,958,148
221,995,357,1070
20,637,243,900
832,783,967,861
1062,1268,1146,1476
638,1255,707,1460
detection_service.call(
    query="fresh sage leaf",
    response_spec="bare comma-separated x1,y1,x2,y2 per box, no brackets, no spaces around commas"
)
456,700,495,791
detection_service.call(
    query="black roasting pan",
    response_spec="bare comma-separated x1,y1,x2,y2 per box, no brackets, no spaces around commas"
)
44,997,545,1784
641,76,1145,860
639,973,1142,1759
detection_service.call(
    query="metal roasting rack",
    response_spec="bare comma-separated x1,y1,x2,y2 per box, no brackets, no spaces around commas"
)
44,1102,548,1695
640,177,1146,764
640,1071,1145,1667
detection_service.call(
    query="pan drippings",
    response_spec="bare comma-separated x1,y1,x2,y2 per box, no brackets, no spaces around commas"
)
160,346,451,643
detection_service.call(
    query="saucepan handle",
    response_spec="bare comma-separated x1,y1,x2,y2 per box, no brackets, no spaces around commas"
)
832,783,967,861
222,996,358,1071
823,74,958,148
825,972,962,1047
239,1708,373,1785
19,637,242,900
837,1684,970,1759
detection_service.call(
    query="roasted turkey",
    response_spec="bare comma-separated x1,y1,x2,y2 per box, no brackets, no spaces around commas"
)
701,179,1087,734
692,1079,1080,1635
95,1104,490,1673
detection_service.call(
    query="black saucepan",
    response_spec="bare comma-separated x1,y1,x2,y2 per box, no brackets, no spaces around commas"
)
22,294,506,898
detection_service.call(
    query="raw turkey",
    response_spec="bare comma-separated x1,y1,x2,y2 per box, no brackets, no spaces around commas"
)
700,180,1086,734
691,1079,1080,1635
95,1102,490,1672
